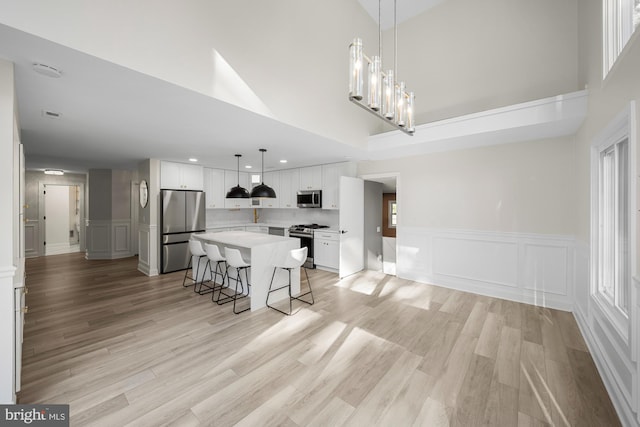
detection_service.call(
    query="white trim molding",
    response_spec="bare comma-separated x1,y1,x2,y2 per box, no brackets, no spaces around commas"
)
367,90,588,160
397,227,575,311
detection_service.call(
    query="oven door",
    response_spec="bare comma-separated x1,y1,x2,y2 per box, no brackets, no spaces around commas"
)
289,232,314,268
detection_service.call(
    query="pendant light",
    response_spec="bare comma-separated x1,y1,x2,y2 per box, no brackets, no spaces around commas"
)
250,149,276,198
226,154,250,199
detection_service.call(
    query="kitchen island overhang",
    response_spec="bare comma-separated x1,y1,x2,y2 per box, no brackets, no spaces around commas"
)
193,231,301,311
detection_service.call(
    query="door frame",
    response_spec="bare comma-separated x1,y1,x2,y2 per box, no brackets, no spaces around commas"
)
39,182,86,256
359,172,401,275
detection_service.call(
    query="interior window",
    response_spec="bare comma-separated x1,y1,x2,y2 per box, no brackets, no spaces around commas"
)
603,0,640,77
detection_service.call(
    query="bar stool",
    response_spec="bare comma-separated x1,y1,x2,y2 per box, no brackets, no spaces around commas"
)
266,247,314,315
183,239,207,290
198,244,229,302
224,247,251,314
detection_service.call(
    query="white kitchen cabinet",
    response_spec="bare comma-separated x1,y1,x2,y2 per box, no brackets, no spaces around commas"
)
203,168,226,209
161,161,204,190
260,171,280,208
314,230,339,270
322,162,356,210
279,169,299,209
299,165,322,190
224,170,250,208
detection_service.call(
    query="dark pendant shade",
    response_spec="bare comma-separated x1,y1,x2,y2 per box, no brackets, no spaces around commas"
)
250,183,276,198
226,154,250,199
226,185,250,199
249,148,276,199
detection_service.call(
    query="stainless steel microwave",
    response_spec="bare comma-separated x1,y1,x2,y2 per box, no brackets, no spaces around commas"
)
297,190,322,208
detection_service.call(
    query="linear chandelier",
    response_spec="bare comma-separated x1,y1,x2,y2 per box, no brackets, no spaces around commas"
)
349,0,415,135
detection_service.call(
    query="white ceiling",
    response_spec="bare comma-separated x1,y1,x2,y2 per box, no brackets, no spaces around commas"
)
0,24,366,173
357,0,445,30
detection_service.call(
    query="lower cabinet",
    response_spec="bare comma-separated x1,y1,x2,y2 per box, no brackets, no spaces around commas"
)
314,231,339,270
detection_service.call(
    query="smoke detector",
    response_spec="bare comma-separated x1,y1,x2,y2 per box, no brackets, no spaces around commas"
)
32,63,62,78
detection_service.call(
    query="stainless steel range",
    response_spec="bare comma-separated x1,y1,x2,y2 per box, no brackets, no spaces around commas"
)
288,224,329,269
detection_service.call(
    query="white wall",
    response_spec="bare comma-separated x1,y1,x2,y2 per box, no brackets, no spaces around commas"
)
358,136,578,310
380,0,579,127
359,136,577,235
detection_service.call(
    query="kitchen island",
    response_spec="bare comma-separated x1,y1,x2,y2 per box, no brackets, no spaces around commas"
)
193,231,301,311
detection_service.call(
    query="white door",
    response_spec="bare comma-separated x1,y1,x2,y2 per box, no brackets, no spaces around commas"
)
339,176,364,278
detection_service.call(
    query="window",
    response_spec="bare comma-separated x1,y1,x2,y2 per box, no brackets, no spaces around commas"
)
597,138,629,315
603,0,640,77
388,200,397,228
591,102,636,339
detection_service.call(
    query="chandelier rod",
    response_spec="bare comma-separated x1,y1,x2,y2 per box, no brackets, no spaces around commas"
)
394,0,397,79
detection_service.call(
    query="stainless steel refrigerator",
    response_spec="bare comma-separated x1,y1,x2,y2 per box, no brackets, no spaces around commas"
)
161,189,206,273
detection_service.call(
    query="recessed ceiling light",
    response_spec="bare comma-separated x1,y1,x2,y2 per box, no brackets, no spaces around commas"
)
44,169,64,175
279,159,287,163
245,165,252,169
33,63,62,78
188,158,198,162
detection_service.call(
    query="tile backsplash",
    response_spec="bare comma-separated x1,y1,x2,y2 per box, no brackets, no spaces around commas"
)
206,208,338,228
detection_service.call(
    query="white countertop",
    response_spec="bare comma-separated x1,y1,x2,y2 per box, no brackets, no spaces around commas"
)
195,231,299,249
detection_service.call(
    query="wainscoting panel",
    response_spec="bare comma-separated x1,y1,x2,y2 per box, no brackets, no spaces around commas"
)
86,220,132,260
397,227,574,310
433,236,518,288
24,222,38,258
137,223,158,276
112,221,131,258
522,243,568,296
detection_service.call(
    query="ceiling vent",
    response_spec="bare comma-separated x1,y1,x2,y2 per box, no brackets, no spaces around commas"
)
42,110,62,119
33,63,62,78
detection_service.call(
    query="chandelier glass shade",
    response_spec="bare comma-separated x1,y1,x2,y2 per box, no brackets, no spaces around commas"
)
348,0,415,135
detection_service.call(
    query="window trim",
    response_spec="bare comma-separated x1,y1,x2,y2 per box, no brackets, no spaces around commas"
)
590,101,637,344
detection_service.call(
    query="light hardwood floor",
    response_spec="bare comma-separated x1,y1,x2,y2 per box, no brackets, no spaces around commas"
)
20,253,620,426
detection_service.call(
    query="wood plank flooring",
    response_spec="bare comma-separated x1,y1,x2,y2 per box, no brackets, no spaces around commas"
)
20,253,620,426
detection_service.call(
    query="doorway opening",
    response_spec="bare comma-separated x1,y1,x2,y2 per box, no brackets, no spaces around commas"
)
43,184,81,255
361,174,398,276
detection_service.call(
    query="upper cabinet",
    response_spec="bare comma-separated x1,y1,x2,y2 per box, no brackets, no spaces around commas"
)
261,171,280,208
322,162,356,210
224,170,250,208
203,168,226,209
160,161,204,190
299,165,322,190
279,169,299,209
